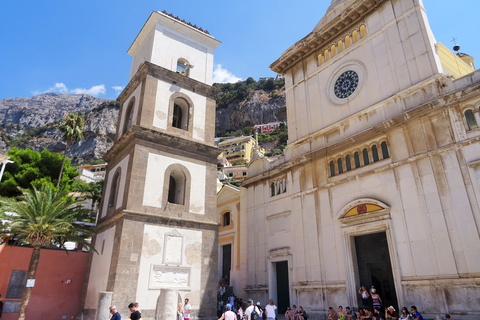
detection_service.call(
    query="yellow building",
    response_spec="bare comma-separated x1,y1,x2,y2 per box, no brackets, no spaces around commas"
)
218,136,261,163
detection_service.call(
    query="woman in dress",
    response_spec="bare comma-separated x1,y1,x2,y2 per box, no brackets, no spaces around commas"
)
265,299,277,320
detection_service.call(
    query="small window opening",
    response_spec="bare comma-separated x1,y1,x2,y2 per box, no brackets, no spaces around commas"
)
337,158,344,174
330,161,336,177
465,109,478,130
381,141,390,159
270,183,276,197
372,145,380,162
223,212,231,226
176,58,193,77
345,155,352,171
354,152,361,168
363,148,370,165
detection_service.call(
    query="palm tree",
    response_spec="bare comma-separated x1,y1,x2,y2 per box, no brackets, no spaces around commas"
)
0,184,94,320
57,112,85,187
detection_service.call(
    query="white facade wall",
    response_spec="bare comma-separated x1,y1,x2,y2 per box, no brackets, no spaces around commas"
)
143,152,206,214
85,226,116,308
153,80,208,142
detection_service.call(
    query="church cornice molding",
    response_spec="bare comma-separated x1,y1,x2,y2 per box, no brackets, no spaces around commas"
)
270,0,386,74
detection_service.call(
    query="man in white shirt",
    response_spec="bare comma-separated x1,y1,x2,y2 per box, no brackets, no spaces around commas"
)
245,299,261,320
183,298,191,320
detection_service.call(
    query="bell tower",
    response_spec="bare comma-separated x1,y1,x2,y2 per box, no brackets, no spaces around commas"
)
83,11,221,320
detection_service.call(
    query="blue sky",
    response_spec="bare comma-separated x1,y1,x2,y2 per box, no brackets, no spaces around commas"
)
0,0,478,100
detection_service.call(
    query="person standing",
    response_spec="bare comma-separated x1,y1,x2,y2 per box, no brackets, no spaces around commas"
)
219,304,237,320
358,286,370,308
369,287,382,309
109,305,121,320
245,299,261,320
184,298,192,320
265,300,277,320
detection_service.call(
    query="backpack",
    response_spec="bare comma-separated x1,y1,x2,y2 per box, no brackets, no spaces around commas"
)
262,309,267,320
251,307,260,320
303,312,308,320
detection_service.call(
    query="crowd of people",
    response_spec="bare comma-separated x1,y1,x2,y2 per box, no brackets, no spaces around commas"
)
216,283,455,320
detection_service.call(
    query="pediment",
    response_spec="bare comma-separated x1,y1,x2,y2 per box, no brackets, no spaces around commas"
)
217,184,240,203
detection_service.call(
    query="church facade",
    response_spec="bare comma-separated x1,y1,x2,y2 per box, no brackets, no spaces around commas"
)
232,0,480,318
82,11,220,320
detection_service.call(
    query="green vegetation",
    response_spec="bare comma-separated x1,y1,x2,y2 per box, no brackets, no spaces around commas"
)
56,113,85,187
0,148,80,197
0,184,94,320
214,77,285,109
257,123,288,148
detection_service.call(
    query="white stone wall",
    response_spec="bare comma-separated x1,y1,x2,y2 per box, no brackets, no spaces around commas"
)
136,225,203,310
130,22,215,85
143,152,206,214
152,80,208,142
85,226,116,308
285,0,443,145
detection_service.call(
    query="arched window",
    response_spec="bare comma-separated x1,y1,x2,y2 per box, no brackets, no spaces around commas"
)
172,97,190,130
354,152,361,168
381,141,390,159
337,158,343,174
331,45,337,57
338,40,344,52
345,155,352,171
465,109,478,130
324,49,330,62
108,171,120,208
277,181,281,195
270,183,276,197
282,178,287,193
122,98,135,134
372,145,380,162
223,212,231,226
352,30,359,43
363,148,370,165
345,35,351,48
176,58,192,77
168,170,186,205
360,25,367,38
330,161,336,177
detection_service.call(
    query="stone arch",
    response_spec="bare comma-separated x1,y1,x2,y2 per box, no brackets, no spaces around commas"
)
337,198,391,221
107,167,122,209
122,97,136,135
176,57,192,76
168,92,195,134
162,163,192,212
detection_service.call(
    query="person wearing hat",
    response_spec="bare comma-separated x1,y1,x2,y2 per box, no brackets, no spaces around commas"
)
219,304,237,320
385,306,397,319
256,302,265,319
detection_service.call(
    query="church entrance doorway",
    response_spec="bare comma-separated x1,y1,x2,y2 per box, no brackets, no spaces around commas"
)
354,232,398,309
222,244,231,284
275,261,290,314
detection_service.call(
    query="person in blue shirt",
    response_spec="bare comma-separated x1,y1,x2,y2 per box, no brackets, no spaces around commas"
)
410,306,423,320
109,305,121,320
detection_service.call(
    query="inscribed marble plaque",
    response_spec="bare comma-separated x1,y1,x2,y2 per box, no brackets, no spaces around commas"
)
149,265,190,289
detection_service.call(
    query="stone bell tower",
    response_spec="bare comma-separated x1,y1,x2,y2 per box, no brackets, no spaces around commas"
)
83,11,221,320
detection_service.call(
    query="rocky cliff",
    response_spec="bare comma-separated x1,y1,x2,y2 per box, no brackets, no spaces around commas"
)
0,80,286,163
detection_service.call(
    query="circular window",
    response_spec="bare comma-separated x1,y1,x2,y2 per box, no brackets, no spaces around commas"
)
334,70,359,99
327,61,366,106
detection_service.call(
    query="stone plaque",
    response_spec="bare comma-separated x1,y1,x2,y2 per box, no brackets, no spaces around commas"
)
163,229,183,265
149,265,190,289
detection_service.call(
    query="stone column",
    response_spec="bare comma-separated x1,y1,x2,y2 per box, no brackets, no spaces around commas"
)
95,291,113,320
156,288,179,320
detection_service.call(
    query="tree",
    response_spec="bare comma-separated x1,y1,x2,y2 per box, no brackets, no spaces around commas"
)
0,184,94,320
72,179,104,220
57,113,85,187
0,148,79,198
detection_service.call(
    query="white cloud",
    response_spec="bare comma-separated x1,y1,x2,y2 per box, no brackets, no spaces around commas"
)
35,83,107,97
213,64,242,83
112,86,124,94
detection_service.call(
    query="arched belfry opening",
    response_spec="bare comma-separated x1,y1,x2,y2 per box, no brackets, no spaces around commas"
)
168,169,186,205
122,98,135,135
172,97,190,131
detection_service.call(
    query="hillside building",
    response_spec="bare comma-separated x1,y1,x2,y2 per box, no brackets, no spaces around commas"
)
253,122,284,134
218,136,261,163
223,1,480,319
82,11,220,320
77,164,107,183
